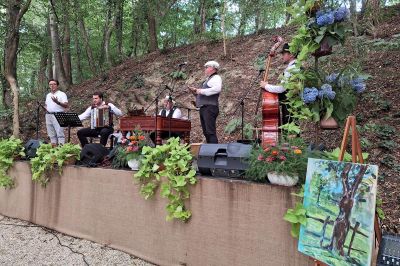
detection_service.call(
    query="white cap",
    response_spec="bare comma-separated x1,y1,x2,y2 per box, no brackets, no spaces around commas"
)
165,95,175,104
204,60,220,70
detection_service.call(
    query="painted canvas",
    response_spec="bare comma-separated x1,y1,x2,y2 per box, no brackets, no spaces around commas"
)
298,158,378,266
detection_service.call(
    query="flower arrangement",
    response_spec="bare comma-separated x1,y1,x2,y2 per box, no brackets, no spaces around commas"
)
300,68,368,122
121,127,147,161
245,139,308,184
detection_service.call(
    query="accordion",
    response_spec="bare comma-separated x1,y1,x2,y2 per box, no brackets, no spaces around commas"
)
90,107,113,129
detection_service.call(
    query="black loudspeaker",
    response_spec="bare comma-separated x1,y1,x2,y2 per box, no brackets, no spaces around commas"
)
197,143,252,178
24,139,43,159
80,144,109,166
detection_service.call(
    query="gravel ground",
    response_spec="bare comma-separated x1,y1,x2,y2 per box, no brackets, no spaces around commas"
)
0,215,156,266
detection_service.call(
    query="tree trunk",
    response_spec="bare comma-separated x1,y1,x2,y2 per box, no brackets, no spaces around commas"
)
147,3,158,52
285,0,292,24
61,0,72,84
237,5,247,36
1,55,10,108
74,22,83,83
221,0,227,57
37,48,48,92
328,164,368,255
255,8,261,33
49,3,69,89
100,0,116,68
115,0,124,59
73,0,97,75
46,17,53,81
350,0,358,36
4,0,32,137
194,0,207,36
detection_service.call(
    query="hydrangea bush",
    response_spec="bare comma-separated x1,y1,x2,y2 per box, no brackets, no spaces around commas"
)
299,69,369,122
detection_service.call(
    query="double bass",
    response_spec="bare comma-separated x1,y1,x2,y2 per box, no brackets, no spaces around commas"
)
255,36,284,148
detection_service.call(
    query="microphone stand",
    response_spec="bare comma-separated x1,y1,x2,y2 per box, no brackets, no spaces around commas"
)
144,85,171,146
232,70,264,141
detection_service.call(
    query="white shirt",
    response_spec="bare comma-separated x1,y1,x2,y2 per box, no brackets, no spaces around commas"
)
158,107,182,119
45,90,68,112
78,101,123,121
264,60,298,94
199,74,222,96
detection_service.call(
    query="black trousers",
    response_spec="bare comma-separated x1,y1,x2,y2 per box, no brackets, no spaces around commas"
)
200,105,219,143
77,127,113,147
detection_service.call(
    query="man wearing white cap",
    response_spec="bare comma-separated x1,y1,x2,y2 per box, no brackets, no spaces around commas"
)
189,60,222,143
159,95,182,119
150,95,183,143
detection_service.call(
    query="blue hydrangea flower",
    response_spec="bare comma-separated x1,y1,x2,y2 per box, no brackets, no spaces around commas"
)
351,77,366,93
302,87,319,104
325,73,339,83
316,10,335,26
318,84,336,100
334,7,349,22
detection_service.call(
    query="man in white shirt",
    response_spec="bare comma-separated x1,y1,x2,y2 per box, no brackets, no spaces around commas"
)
45,79,69,147
259,43,298,126
77,92,122,147
150,95,183,143
189,60,222,143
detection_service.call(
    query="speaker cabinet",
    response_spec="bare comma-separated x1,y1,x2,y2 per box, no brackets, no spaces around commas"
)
80,144,109,166
197,143,251,178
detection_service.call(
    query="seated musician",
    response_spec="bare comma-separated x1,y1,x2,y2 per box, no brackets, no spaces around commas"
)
259,43,298,126
150,95,183,143
77,92,122,147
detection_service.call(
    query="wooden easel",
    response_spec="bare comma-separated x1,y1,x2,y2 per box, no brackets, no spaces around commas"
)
313,116,382,266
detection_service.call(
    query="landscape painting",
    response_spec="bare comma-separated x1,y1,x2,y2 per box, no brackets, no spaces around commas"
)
298,158,378,266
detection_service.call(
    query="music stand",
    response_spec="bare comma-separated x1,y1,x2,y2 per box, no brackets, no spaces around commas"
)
53,112,83,143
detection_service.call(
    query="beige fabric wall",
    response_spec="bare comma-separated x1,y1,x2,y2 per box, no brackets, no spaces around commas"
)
0,162,313,266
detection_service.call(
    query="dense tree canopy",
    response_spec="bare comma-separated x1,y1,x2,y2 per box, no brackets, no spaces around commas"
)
0,0,399,132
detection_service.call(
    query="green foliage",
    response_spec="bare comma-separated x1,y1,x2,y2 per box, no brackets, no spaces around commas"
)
127,74,145,89
170,70,187,80
321,147,369,162
111,146,128,169
284,201,307,238
30,143,81,186
0,137,25,188
224,118,241,134
224,118,253,139
376,195,385,220
245,138,308,182
134,137,197,221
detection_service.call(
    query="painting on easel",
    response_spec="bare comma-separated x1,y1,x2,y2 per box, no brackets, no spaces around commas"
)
298,158,378,266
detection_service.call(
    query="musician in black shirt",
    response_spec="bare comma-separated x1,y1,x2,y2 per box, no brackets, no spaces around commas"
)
77,92,122,147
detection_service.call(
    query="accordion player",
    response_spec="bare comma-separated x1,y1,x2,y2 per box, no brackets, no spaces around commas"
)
77,92,123,147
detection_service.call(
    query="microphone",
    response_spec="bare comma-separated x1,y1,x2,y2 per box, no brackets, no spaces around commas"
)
178,62,188,67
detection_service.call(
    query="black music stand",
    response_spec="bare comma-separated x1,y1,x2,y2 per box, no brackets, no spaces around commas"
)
53,112,83,143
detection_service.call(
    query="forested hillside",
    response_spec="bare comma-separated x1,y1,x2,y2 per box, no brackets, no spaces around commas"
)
1,1,399,232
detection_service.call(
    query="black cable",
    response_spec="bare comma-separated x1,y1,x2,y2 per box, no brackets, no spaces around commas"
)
0,217,89,266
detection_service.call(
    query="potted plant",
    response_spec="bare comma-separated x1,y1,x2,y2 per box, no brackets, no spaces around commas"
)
245,139,308,186
0,136,25,188
121,127,147,170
